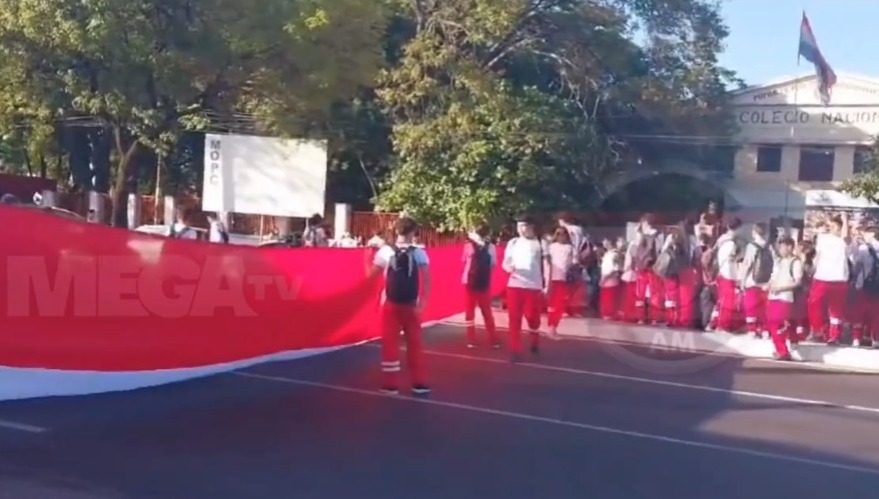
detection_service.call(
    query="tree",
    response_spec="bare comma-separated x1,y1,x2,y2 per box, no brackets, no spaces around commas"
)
374,0,740,230
0,0,388,223
841,138,879,203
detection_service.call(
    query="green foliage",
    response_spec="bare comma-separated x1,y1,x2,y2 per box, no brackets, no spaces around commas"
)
375,0,739,230
841,137,879,204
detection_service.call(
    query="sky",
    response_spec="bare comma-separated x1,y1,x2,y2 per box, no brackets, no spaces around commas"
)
719,0,879,86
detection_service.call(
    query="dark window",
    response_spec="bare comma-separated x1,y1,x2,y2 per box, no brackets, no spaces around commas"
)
798,145,835,182
854,146,874,175
755,145,782,172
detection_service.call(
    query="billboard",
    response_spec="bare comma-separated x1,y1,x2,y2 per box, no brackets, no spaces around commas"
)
202,134,328,218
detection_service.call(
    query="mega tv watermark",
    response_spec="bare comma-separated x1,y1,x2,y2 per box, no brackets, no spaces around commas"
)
5,255,302,318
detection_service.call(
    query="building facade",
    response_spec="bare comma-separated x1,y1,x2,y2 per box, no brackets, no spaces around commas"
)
726,73,879,219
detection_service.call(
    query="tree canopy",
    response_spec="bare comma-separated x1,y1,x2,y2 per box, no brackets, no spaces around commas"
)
0,0,740,229
841,138,879,204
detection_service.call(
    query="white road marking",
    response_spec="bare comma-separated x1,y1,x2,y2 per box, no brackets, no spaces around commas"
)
0,418,48,433
394,346,879,416
234,371,879,476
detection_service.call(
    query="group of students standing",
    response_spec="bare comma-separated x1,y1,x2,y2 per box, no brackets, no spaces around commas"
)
369,209,879,395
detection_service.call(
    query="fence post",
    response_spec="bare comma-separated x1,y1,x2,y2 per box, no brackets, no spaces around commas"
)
127,193,141,228
335,203,352,237
40,189,57,207
88,190,105,223
163,195,176,226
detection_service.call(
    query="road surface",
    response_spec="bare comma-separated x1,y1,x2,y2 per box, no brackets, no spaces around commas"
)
1,324,879,498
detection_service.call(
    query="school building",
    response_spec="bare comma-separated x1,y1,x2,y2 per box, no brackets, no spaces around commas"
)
727,72,879,218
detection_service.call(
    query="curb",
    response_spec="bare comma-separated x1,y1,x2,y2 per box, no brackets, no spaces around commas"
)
442,314,879,373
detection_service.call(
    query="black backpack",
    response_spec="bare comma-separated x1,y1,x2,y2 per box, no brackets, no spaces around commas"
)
863,246,879,295
385,246,420,305
467,241,493,292
750,242,774,284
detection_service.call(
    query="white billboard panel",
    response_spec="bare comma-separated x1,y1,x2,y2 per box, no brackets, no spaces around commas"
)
202,134,328,218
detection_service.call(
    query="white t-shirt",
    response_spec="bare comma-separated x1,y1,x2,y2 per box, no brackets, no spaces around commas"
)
208,221,228,243
600,249,621,287
853,241,879,289
814,233,850,282
768,257,804,303
167,223,198,240
715,233,739,280
503,237,549,290
548,242,575,282
367,235,385,248
373,244,430,269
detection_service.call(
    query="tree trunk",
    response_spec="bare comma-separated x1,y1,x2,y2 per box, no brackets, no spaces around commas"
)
109,127,140,227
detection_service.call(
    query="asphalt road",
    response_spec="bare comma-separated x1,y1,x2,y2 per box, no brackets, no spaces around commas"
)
2,324,879,499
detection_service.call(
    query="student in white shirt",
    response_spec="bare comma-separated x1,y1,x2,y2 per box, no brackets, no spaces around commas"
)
713,217,743,332
807,214,850,344
206,212,229,243
461,223,498,349
629,214,663,324
546,227,576,336
738,222,771,337
166,206,198,240
502,215,550,362
765,236,803,360
619,236,638,322
599,238,622,320
851,226,879,347
369,216,431,396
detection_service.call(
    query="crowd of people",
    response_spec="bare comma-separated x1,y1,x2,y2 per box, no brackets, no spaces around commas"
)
369,204,879,395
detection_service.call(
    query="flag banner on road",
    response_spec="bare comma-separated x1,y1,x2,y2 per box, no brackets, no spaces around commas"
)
0,206,506,400
798,12,837,105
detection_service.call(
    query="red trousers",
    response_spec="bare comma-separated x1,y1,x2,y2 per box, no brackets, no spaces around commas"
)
743,286,767,334
599,284,621,320
663,277,680,326
807,280,848,341
465,288,497,344
766,299,793,358
506,287,542,355
380,302,426,387
852,290,879,342
548,281,575,327
677,267,699,328
620,281,638,322
716,276,739,331
635,270,664,323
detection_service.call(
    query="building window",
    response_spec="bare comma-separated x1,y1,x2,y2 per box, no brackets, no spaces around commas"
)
854,146,874,175
798,145,835,182
755,145,782,173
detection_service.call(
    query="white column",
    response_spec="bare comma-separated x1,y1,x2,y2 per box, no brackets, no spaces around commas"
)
334,203,352,237
127,193,141,228
163,195,176,225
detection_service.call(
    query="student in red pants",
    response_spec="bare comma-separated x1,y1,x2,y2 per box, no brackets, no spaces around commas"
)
599,238,622,320
766,237,803,360
712,218,745,332
462,223,499,349
503,215,551,362
619,236,638,322
851,226,879,347
808,215,851,344
547,227,576,335
739,223,772,338
370,217,432,396
630,215,663,325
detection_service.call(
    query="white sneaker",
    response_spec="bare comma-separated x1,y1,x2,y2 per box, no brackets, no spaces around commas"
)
853,339,862,348
791,350,804,362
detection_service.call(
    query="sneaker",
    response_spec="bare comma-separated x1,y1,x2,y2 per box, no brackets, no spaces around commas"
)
466,343,477,350
510,353,523,364
773,352,793,361
530,344,540,355
853,339,862,348
411,385,431,397
491,342,502,350
380,386,400,395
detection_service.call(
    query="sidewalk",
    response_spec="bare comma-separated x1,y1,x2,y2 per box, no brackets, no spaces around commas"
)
442,312,879,373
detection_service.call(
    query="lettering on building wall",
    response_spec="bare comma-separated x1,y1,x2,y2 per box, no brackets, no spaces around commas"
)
208,139,221,185
737,110,879,127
